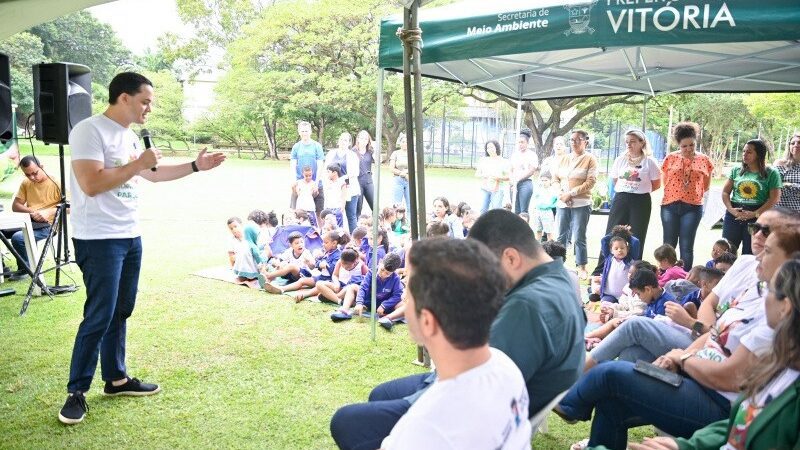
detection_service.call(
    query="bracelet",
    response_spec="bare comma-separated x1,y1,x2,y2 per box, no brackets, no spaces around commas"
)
191,161,199,172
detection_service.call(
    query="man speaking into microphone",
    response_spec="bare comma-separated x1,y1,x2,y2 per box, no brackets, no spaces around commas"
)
59,72,225,424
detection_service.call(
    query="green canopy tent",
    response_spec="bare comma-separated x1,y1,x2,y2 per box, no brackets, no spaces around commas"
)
380,0,800,353
379,0,800,210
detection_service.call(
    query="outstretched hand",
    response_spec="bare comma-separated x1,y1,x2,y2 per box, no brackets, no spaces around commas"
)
194,148,226,171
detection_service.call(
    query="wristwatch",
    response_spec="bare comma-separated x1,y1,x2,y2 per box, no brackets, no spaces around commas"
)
691,320,706,338
680,352,696,370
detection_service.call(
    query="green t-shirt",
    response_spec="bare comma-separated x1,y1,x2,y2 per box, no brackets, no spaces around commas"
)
729,166,782,206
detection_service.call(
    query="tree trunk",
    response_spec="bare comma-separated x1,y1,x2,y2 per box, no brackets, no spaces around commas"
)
262,117,278,159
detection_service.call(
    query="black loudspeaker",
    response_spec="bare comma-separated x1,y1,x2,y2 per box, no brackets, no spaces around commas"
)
0,53,12,141
32,62,92,145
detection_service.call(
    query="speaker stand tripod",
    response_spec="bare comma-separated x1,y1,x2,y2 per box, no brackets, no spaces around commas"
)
20,144,77,315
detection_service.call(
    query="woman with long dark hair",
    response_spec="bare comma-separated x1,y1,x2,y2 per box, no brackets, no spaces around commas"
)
354,130,376,217
475,139,510,214
721,138,782,254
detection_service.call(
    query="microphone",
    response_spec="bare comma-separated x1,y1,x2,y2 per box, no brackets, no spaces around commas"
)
140,129,157,172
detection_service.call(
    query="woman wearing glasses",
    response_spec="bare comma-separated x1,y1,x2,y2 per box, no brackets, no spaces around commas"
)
628,258,800,450
660,122,714,268
556,214,800,450
775,132,800,212
721,139,781,255
552,129,598,279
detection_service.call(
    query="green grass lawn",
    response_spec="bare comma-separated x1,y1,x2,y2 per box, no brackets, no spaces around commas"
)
0,153,726,449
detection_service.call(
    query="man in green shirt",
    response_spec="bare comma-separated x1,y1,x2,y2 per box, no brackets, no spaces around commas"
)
330,209,585,450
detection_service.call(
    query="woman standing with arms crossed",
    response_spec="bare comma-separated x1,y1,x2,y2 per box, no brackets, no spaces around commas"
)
553,129,598,279
660,122,714,268
775,132,800,212
721,139,781,255
354,130,376,217
605,129,661,257
389,134,410,212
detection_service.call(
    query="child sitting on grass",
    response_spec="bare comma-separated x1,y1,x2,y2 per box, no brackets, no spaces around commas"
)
713,251,737,273
226,217,243,267
316,248,367,304
391,204,410,235
267,230,349,301
425,221,450,238
654,243,687,287
260,231,314,291
705,238,732,268
331,252,403,322
586,268,675,345
591,236,633,303
671,266,725,319
233,220,267,282
362,227,389,268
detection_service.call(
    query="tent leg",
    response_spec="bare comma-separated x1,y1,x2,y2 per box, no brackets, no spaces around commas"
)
368,69,385,342
411,1,427,237
402,6,420,241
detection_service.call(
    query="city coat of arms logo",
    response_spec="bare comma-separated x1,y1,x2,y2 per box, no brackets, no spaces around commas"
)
564,1,598,35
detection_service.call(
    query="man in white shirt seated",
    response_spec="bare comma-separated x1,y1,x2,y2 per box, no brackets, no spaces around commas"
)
378,238,531,450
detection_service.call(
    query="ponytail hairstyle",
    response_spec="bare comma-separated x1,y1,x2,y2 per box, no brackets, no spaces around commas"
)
625,129,651,156
373,227,390,253
654,244,682,268
266,210,279,227
326,230,351,247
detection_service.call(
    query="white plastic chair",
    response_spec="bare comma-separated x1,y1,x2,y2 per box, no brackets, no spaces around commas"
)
529,389,570,438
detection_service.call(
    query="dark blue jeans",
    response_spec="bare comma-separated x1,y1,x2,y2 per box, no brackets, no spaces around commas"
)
722,207,757,255
558,361,730,450
514,179,533,214
330,373,431,450
345,196,359,233
660,201,703,268
67,238,142,393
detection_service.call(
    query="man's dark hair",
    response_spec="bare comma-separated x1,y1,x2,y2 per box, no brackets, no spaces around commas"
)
108,72,153,105
408,238,505,350
327,163,342,176
226,217,241,226
542,240,566,261
629,268,659,290
468,209,541,258
19,155,41,169
713,251,737,267
519,129,531,140
698,267,725,284
382,252,401,272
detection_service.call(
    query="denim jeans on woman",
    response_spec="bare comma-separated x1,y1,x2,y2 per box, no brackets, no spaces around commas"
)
722,204,758,255
590,316,694,364
514,179,533,214
558,360,730,449
68,237,142,393
660,201,703,268
392,175,410,212
556,205,591,266
480,188,504,214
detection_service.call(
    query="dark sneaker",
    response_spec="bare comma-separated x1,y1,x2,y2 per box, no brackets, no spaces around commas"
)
58,392,88,425
378,317,394,331
9,270,29,281
103,377,161,396
330,310,352,322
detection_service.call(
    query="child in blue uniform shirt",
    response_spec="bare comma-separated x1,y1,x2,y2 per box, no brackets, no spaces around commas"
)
629,268,675,318
331,252,403,322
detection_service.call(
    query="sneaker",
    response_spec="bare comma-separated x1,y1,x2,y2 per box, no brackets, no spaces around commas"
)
330,310,352,322
9,270,29,281
58,392,88,425
378,317,394,331
103,377,161,396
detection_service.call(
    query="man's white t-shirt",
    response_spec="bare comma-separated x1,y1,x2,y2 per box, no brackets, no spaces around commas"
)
68,114,143,239
381,348,532,450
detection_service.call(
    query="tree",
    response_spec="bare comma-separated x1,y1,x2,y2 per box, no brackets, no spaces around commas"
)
29,11,133,86
0,32,45,119
141,71,187,141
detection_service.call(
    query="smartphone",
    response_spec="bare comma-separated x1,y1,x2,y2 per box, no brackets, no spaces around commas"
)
633,360,683,388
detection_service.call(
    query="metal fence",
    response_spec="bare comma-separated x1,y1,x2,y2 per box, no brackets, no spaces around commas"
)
420,111,668,169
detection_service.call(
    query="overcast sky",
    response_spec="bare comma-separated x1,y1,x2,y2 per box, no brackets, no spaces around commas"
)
89,0,191,55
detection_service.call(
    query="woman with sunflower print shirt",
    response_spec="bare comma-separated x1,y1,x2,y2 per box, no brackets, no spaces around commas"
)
721,139,781,255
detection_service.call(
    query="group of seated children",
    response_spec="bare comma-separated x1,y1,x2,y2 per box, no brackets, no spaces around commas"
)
583,225,729,350
225,203,420,330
